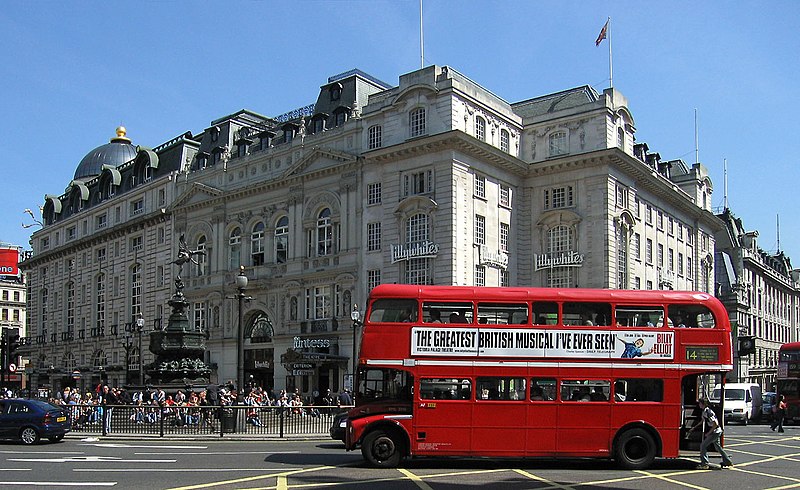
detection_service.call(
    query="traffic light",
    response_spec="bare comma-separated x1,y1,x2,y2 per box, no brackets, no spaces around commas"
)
6,329,21,363
738,336,756,356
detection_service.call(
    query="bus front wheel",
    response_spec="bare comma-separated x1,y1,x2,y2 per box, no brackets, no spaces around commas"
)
361,429,402,468
615,428,656,470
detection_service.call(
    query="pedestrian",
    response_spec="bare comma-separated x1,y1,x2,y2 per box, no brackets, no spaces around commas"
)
338,389,352,407
688,398,733,469
771,394,787,433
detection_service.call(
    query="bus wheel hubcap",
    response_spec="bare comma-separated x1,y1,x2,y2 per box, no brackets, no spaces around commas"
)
373,436,395,460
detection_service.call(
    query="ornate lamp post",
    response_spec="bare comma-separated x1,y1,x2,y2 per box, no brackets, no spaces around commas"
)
350,304,361,381
135,313,145,386
121,334,135,385
235,266,248,397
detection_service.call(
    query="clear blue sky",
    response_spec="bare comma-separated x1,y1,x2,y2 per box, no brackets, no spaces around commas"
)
2,1,798,266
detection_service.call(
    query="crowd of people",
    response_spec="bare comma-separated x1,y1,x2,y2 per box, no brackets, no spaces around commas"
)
41,382,354,432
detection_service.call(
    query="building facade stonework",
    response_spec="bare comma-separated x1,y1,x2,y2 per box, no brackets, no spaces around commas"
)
22,66,735,397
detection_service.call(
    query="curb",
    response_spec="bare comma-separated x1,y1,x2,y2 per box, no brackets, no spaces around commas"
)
66,432,331,442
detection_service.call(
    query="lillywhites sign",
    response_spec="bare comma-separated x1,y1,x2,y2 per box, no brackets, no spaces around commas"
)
411,327,674,359
479,245,509,269
390,240,440,263
534,251,584,271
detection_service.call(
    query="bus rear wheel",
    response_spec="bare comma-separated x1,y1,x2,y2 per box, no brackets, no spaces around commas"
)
615,428,656,470
361,429,402,468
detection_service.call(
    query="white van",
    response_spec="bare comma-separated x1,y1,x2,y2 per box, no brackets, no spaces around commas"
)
711,383,763,425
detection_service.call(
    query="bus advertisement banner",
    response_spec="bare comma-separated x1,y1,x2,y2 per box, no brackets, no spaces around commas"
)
411,327,674,359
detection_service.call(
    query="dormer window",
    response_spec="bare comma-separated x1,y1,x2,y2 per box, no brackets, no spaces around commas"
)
210,126,220,143
196,152,209,170
313,117,325,134
329,83,342,101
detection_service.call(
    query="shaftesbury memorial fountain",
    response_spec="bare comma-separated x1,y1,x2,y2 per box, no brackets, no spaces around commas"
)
146,235,212,388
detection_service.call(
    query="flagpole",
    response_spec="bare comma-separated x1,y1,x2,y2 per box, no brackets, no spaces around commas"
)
607,17,613,89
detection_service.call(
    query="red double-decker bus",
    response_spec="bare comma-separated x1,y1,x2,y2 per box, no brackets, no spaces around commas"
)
345,285,732,469
777,342,800,423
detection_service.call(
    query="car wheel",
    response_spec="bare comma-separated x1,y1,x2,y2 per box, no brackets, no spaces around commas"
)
48,435,65,443
20,427,40,445
361,429,403,468
743,412,749,426
615,428,656,470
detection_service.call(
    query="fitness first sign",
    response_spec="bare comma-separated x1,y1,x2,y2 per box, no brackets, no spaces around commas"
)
411,327,674,359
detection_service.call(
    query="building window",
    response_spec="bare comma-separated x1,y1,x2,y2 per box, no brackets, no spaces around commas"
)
275,216,288,264
657,211,664,230
96,214,107,230
500,184,512,208
646,238,653,264
500,269,509,287
687,227,694,245
97,248,106,262
474,175,486,199
500,223,509,252
668,217,674,236
194,302,206,331
616,184,628,209
500,129,510,153
548,131,567,157
678,252,684,276
687,256,693,277
403,169,433,197
66,282,75,334
368,182,382,205
617,227,628,289
406,213,429,244
409,107,426,137
316,208,333,256
632,233,641,260
130,264,142,318
634,277,641,290
405,258,431,285
251,222,265,266
475,215,485,245
546,225,574,288
366,222,382,252
368,125,382,150
131,198,144,216
646,280,653,290
617,127,625,150
158,188,166,206
367,269,382,291
677,223,684,241
544,186,573,209
195,235,207,277
475,116,486,142
475,266,486,286
229,227,242,269
67,226,76,241
657,244,664,268
306,286,331,320
157,227,166,244
335,111,346,127
130,236,143,252
668,248,674,271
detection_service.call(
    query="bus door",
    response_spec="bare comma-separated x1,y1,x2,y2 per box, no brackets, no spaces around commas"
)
471,376,528,456
557,380,612,455
415,377,472,454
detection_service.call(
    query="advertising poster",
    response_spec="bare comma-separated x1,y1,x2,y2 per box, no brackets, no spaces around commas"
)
411,327,674,360
0,248,19,276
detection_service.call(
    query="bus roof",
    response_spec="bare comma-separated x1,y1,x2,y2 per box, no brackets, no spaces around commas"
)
368,284,720,305
779,342,800,352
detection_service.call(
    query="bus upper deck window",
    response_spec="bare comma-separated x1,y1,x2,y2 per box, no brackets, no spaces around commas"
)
667,304,715,328
422,302,473,324
369,299,419,323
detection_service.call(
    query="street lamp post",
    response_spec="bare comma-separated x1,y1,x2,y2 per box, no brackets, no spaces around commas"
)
136,313,145,386
235,266,248,398
350,304,361,384
122,334,134,386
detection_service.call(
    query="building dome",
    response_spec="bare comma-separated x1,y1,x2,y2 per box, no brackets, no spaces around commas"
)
73,126,137,180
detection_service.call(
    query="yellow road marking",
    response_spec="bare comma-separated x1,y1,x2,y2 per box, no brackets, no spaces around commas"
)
634,470,710,490
514,469,574,489
166,466,331,490
398,468,434,490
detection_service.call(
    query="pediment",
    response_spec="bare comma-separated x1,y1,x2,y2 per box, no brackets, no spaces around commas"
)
280,147,357,179
172,182,225,210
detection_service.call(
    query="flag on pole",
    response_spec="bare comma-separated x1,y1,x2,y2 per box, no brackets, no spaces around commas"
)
595,19,609,46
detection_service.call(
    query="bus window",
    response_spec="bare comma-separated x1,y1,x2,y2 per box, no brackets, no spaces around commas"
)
476,303,529,324
615,306,664,327
563,302,612,326
532,302,558,325
423,302,473,324
477,377,526,401
419,378,471,400
369,299,418,323
614,379,663,402
562,380,610,402
357,368,413,403
530,378,557,401
667,304,715,328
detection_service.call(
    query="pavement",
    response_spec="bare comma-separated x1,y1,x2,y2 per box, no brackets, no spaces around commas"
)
64,430,331,442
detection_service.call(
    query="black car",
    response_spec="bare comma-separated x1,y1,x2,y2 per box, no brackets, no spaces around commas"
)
330,411,348,442
0,399,70,444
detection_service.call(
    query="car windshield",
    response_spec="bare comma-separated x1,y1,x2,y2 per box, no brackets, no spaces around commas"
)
711,389,746,401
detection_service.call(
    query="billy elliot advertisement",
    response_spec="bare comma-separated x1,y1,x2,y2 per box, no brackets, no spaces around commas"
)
411,326,674,359
0,247,19,276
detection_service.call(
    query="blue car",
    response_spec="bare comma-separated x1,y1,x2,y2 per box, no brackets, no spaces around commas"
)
0,399,70,444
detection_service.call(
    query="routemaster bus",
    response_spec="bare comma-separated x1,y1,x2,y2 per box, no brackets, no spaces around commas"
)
344,285,732,469
777,342,800,423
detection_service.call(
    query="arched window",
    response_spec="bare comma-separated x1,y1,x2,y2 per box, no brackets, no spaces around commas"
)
548,131,568,157
275,216,289,264
409,107,426,137
229,227,242,270
195,235,207,276
316,208,333,256
475,116,486,142
500,129,510,153
617,127,625,150
546,225,574,288
406,213,430,244
251,222,265,266
404,213,432,285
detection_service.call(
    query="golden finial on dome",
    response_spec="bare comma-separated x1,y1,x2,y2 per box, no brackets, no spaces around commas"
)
111,125,131,143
